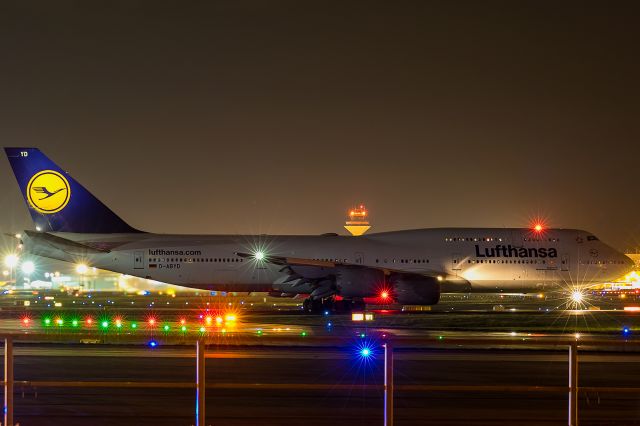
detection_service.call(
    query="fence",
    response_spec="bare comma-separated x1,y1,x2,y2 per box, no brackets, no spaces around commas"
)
1,333,639,426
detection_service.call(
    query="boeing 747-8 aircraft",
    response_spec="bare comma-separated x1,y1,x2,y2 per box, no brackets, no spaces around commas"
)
4,148,634,312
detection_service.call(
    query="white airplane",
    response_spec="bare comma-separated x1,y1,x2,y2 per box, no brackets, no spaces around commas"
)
5,148,634,312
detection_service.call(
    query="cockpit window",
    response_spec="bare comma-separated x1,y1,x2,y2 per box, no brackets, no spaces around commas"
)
587,235,598,241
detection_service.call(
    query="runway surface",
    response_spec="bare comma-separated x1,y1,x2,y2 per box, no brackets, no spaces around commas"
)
2,344,640,425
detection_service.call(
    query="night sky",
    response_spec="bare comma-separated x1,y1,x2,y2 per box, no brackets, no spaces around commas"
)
1,1,639,250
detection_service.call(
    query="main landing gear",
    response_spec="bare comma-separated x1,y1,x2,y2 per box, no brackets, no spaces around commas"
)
302,297,366,314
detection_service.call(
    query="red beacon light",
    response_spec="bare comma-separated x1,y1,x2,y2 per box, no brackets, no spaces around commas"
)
380,291,390,300
21,317,31,326
148,317,157,326
180,318,186,325
534,224,543,233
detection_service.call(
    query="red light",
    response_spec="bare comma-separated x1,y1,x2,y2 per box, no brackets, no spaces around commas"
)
534,224,543,232
85,317,94,325
21,317,30,326
180,318,186,325
148,318,156,326
380,291,389,300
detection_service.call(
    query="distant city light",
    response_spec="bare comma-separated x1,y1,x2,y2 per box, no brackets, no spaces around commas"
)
75,263,89,274
4,254,19,268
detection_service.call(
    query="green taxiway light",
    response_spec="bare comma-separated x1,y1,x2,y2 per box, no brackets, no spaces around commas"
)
131,323,138,329
72,319,79,327
101,321,109,328
181,326,187,332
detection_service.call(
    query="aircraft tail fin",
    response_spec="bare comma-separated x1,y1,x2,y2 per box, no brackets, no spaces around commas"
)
4,147,141,233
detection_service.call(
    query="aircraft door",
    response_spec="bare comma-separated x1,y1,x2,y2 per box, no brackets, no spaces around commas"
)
134,251,145,269
354,252,364,265
452,253,463,272
561,254,570,271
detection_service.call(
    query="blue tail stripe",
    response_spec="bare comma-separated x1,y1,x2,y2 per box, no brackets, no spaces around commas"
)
4,147,140,233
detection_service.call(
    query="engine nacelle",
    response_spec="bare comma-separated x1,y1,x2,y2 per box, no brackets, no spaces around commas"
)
336,266,385,298
389,273,440,305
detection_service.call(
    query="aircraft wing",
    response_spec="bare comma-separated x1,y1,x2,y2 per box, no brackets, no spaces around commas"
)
234,251,447,277
236,251,456,302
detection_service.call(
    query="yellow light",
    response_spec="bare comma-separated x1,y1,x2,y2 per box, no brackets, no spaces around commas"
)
352,313,364,321
215,316,223,325
224,314,236,322
75,263,88,274
4,254,19,268
571,291,583,303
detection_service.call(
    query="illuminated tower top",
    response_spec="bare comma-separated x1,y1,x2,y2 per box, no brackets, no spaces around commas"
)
344,204,371,236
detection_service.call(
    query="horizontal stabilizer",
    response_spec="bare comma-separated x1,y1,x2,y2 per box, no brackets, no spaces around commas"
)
24,230,111,254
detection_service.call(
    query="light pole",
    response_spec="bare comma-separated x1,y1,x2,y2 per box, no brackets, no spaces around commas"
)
21,260,35,288
76,263,88,290
4,254,19,287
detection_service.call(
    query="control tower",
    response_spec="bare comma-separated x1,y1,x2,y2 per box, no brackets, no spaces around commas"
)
344,204,371,236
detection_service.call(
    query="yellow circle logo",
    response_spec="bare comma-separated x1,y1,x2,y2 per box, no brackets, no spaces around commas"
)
26,170,71,214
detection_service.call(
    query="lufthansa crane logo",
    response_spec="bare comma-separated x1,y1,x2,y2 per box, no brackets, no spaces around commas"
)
26,170,71,214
